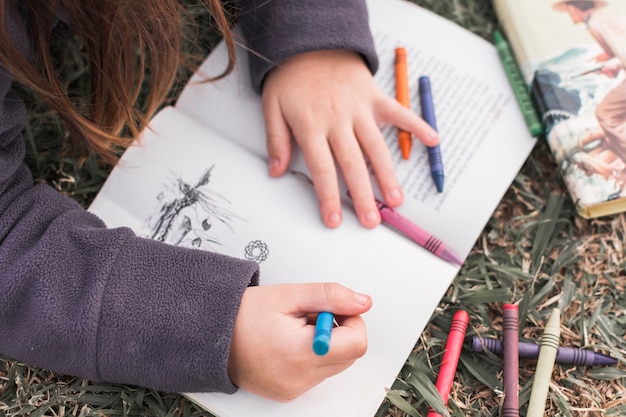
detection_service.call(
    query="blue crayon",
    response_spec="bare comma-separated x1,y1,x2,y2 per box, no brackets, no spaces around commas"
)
419,76,444,193
313,312,334,356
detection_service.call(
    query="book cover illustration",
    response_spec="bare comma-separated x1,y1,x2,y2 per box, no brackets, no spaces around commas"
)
495,0,626,217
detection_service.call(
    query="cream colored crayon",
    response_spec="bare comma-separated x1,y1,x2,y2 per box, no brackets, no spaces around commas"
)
526,308,561,417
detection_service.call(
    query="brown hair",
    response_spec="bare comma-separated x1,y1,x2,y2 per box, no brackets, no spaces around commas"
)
0,0,236,164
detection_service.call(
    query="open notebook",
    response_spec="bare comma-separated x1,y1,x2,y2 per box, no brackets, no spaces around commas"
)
88,0,536,416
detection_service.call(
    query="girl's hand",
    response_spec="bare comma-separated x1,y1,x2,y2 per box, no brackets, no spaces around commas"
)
227,282,372,402
261,50,439,229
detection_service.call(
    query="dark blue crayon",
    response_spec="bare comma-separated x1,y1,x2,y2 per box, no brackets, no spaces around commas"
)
418,76,444,193
471,336,617,366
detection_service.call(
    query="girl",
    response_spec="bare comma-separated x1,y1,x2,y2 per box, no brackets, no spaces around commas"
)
0,0,437,402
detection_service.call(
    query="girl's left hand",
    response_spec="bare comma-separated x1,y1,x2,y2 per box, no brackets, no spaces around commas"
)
261,50,439,229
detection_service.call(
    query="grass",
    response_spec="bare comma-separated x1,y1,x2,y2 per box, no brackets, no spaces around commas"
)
3,0,626,416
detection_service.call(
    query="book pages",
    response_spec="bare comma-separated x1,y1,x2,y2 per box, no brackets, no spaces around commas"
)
176,0,536,258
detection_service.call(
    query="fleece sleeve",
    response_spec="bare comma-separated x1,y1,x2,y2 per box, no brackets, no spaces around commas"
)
236,0,379,92
0,9,259,393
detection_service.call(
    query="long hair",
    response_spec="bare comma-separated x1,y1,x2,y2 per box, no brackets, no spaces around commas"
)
0,0,236,164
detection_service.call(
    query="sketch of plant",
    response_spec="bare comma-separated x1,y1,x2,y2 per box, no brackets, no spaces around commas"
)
145,164,243,250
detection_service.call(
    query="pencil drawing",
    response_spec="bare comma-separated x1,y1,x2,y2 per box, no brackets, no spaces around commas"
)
144,165,242,250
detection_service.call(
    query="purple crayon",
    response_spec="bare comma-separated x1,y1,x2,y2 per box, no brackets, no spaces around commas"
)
471,336,618,366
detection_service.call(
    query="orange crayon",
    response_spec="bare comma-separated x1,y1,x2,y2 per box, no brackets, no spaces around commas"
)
395,47,412,160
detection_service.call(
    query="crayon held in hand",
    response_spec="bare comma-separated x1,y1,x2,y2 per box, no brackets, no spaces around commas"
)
312,311,334,356
395,47,412,159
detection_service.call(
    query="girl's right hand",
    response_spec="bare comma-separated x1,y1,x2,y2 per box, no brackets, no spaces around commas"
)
227,282,372,402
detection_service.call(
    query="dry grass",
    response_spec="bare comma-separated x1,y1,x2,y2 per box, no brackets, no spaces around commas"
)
2,1,625,416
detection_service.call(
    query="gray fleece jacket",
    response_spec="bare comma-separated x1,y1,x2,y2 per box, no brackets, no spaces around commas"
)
0,0,377,393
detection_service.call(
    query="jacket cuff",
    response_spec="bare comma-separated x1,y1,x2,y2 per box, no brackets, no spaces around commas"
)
237,0,379,92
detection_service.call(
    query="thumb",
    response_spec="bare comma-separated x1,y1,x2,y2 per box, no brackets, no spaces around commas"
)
289,282,372,316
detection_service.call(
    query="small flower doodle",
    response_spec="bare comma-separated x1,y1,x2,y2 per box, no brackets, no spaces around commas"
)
244,240,269,263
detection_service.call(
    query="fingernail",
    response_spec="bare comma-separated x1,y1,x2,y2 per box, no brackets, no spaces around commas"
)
388,188,402,201
328,212,341,226
354,292,370,305
269,158,280,171
365,210,379,223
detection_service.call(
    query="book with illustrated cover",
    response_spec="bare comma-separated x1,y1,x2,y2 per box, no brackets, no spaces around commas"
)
493,0,626,218
87,0,536,416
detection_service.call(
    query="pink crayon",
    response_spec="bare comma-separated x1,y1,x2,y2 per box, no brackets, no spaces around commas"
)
374,199,463,265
